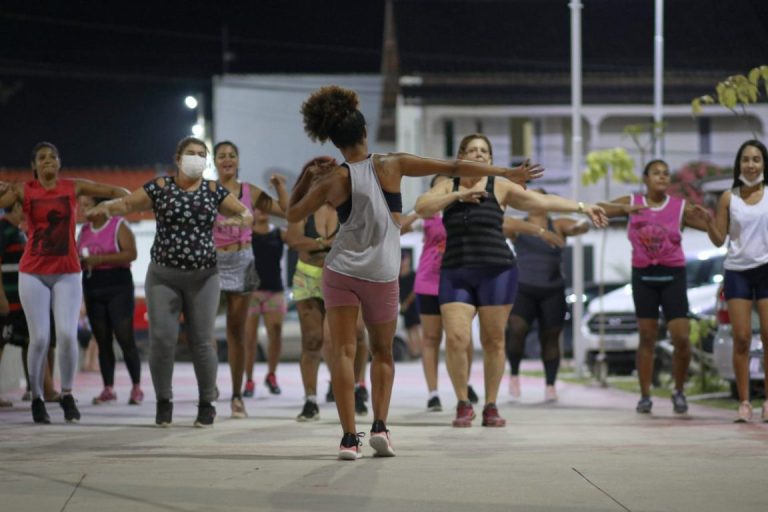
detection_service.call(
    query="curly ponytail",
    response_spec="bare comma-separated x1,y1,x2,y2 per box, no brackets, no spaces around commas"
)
301,85,366,148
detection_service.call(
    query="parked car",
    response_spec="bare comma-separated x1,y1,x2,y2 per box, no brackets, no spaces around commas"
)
712,285,766,399
581,247,726,375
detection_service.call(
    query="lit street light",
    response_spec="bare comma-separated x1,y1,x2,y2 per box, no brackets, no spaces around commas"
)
184,95,198,109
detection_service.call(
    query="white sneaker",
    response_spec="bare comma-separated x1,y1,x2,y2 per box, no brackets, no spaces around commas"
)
231,397,248,419
735,401,752,423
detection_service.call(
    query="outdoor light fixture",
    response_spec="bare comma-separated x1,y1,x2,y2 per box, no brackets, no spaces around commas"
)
191,123,204,137
185,95,198,109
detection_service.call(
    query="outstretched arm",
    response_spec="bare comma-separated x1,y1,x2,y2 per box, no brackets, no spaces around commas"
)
502,181,608,228
75,179,129,199
503,217,565,248
287,168,347,223
690,192,729,247
385,153,543,186
86,187,153,218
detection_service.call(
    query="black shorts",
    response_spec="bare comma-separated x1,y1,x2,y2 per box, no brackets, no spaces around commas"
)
417,294,441,316
510,284,566,329
0,311,29,348
631,266,688,321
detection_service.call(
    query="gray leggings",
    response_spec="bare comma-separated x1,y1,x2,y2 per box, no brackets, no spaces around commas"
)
18,272,83,398
145,263,220,402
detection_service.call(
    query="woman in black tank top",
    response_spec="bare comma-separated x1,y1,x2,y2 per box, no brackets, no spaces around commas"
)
415,134,607,429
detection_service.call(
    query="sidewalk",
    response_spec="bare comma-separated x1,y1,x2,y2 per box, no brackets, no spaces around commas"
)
0,360,765,512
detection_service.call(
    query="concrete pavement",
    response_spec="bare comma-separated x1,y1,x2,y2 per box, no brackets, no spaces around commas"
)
0,360,766,512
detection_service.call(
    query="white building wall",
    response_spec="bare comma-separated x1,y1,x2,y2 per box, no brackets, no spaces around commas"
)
213,74,394,192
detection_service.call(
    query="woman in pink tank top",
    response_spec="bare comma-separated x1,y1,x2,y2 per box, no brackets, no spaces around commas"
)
212,140,289,420
602,159,709,416
77,196,143,406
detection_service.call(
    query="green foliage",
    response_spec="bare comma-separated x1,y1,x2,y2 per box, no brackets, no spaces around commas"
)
691,64,768,114
582,147,639,186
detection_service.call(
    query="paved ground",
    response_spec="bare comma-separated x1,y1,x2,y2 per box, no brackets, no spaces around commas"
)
0,360,766,512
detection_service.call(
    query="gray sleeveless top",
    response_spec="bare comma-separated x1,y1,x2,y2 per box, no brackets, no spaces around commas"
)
325,156,401,282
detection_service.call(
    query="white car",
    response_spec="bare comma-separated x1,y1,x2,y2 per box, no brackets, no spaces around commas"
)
712,286,766,398
581,248,726,375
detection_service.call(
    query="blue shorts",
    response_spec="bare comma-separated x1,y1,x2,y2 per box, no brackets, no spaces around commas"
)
723,262,768,301
439,265,519,307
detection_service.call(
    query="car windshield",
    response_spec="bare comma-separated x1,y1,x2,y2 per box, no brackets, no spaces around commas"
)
685,254,725,288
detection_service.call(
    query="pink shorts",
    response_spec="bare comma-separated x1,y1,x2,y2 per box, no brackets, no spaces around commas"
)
322,268,399,325
249,291,287,315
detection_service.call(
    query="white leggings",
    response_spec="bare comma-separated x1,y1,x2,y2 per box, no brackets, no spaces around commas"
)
18,272,83,398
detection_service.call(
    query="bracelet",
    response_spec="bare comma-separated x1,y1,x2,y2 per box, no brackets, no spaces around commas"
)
577,201,585,214
538,227,546,236
315,236,325,249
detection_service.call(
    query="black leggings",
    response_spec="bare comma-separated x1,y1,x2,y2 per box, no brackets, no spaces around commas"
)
84,284,141,387
505,284,565,385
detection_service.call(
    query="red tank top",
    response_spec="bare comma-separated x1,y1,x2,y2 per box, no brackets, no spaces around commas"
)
20,179,81,274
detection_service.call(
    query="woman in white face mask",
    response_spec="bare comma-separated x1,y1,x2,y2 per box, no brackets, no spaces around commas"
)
693,139,768,423
87,136,254,428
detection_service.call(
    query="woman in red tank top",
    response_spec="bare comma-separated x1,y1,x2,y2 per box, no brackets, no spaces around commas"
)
0,141,129,424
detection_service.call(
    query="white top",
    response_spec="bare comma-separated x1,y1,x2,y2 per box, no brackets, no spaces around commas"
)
725,187,768,271
326,155,401,282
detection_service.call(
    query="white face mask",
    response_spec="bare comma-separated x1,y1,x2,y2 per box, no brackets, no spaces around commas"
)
180,154,207,179
739,172,763,187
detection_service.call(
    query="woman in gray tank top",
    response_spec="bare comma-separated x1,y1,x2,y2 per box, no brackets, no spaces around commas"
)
288,85,543,460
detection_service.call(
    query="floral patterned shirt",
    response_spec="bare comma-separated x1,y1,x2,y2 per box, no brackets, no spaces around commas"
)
144,177,229,270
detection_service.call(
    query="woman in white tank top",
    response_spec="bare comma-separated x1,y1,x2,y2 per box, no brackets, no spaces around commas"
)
694,139,768,423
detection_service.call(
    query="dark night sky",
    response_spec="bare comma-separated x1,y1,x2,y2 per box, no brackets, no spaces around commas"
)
0,0,385,167
1,0,767,168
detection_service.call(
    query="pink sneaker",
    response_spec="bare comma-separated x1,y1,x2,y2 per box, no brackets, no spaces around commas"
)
481,403,506,427
128,387,144,405
338,432,364,461
452,401,476,427
735,401,753,423
92,388,117,405
369,420,395,457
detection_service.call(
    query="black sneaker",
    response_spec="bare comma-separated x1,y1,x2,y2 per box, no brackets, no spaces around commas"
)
636,396,653,414
194,401,216,428
354,386,368,416
671,391,688,414
59,394,80,423
338,432,364,460
155,399,173,427
296,400,320,422
31,397,50,424
427,396,442,412
325,382,335,403
357,385,369,402
467,385,479,404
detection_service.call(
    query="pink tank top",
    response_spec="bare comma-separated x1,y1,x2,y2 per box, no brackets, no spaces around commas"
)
414,215,446,296
77,216,130,270
213,182,254,248
627,193,685,268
